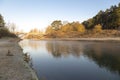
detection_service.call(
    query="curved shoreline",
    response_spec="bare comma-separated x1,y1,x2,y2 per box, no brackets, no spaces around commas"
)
19,46,39,80
0,37,38,80
18,39,39,80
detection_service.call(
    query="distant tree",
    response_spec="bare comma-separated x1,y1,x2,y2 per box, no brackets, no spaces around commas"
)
93,24,102,33
82,18,94,29
11,23,16,33
33,28,39,33
0,14,5,27
82,3,120,30
71,22,86,32
29,28,40,33
45,26,54,34
6,23,16,33
71,22,80,31
51,20,62,30
61,23,74,32
77,24,86,33
118,3,120,7
61,21,86,33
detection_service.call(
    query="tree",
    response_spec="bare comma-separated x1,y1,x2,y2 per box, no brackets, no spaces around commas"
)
45,26,54,34
118,3,120,7
82,3,120,30
71,22,86,32
6,23,16,33
29,28,41,34
77,24,86,33
61,23,74,32
0,14,5,27
82,18,94,29
51,20,62,30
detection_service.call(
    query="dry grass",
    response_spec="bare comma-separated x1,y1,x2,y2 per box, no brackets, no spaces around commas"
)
24,30,120,39
44,30,120,38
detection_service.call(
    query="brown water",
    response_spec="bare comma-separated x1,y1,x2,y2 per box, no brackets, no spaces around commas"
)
19,40,120,80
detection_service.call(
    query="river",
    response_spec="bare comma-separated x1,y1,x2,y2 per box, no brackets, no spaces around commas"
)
19,40,120,80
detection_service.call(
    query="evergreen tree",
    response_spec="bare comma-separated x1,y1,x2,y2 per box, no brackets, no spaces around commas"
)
82,3,120,30
0,14,5,27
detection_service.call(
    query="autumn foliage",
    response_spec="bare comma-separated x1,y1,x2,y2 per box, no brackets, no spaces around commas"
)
45,21,87,38
44,20,120,38
93,24,102,33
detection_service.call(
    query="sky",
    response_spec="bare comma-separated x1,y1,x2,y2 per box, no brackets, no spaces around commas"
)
0,0,120,32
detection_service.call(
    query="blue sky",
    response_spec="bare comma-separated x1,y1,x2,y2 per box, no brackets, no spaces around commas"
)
0,0,120,32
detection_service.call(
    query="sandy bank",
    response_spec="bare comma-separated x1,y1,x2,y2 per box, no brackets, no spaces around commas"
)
0,37,38,80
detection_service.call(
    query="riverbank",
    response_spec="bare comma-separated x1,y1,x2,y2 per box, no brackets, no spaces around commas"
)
30,37,120,42
0,37,38,80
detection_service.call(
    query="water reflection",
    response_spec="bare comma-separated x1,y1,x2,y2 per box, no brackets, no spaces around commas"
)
46,41,120,75
46,41,83,58
20,40,45,50
19,40,120,80
83,43,120,75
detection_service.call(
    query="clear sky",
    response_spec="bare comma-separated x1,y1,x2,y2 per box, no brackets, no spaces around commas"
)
0,0,120,32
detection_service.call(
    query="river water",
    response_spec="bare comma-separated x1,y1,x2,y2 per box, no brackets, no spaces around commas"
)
19,40,120,80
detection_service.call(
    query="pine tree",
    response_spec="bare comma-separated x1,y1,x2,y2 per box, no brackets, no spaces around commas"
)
0,14,5,27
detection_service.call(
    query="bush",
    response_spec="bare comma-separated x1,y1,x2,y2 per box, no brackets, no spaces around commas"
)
93,24,102,33
61,24,74,32
0,27,17,37
77,24,86,33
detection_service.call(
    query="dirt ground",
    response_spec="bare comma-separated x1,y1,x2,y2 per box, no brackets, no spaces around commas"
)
0,38,38,80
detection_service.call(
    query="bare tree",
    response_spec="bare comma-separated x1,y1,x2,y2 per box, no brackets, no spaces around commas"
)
6,22,16,33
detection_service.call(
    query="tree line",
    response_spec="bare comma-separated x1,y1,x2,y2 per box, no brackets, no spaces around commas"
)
45,20,103,38
45,20,86,34
45,3,120,38
82,3,120,29
1,2,120,38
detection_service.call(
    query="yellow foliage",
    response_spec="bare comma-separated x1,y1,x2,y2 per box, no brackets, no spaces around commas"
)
93,24,102,33
45,21,86,38
45,26,54,34
29,28,39,33
77,24,86,33
61,22,86,33
61,24,74,32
